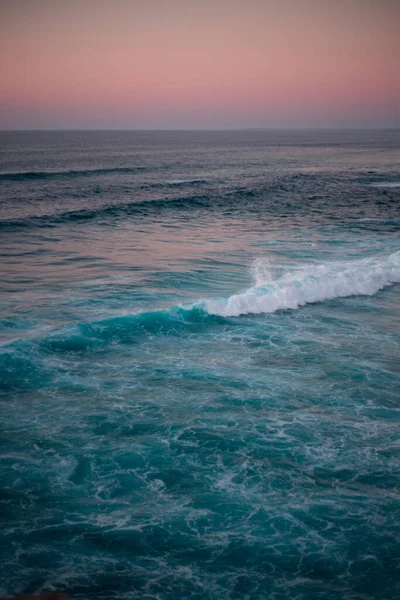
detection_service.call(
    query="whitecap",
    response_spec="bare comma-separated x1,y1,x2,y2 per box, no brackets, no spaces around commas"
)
370,182,400,188
203,252,400,317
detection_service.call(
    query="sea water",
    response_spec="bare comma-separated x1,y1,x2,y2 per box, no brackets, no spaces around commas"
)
0,130,399,599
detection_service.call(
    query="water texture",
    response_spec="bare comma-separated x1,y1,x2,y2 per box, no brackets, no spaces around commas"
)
0,130,399,599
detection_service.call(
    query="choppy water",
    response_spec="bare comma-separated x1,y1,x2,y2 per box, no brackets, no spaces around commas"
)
1,130,399,600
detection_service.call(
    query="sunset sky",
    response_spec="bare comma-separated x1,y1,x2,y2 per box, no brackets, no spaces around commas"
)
1,0,399,130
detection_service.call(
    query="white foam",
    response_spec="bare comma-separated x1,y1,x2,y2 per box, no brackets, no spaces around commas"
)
204,252,400,317
370,182,400,188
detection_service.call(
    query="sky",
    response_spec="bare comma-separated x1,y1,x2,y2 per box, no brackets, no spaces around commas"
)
0,0,399,130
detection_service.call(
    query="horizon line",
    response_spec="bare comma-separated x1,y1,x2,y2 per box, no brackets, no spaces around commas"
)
1,127,400,133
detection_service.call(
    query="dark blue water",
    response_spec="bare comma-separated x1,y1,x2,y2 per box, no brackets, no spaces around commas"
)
1,130,399,599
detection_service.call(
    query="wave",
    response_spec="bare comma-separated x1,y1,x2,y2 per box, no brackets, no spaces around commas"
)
0,194,214,229
39,305,222,354
1,252,398,390
164,179,208,186
0,306,224,389
0,167,146,182
138,179,209,191
370,182,400,188
202,252,400,317
2,170,398,230
0,173,322,229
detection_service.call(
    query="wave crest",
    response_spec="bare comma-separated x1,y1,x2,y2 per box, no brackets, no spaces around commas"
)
1,252,399,389
203,252,400,316
0,167,145,182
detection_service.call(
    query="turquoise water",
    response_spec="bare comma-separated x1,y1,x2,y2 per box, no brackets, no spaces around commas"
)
0,131,399,599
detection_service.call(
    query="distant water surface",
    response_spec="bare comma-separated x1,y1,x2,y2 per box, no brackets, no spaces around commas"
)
0,130,399,599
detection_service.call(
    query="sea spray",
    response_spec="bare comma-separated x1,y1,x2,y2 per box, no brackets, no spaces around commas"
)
204,251,400,316
250,255,275,287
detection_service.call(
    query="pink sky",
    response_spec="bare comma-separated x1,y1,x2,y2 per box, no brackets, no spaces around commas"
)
1,0,399,129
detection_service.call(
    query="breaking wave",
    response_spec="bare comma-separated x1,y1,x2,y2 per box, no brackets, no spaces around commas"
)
1,252,399,390
203,252,400,316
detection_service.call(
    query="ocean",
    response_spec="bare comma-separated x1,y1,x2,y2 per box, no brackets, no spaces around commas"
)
0,130,399,599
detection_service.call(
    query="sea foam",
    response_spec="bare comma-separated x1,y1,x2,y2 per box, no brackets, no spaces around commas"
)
203,252,400,317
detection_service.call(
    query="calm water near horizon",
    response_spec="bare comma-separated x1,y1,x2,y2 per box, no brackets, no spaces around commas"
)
0,130,399,599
